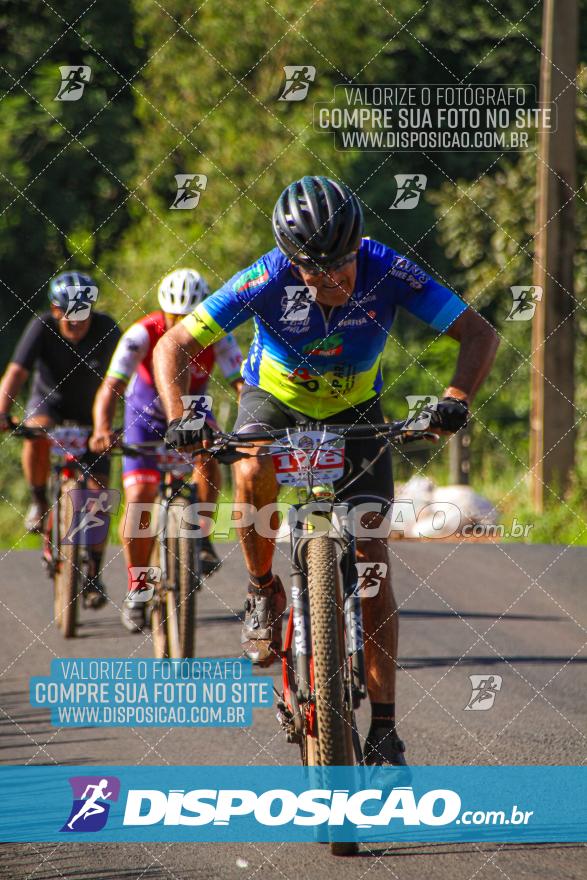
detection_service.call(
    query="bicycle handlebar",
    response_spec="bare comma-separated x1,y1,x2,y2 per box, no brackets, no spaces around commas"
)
6,419,439,464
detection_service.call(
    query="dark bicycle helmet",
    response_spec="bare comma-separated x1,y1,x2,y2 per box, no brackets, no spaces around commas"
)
48,271,97,311
272,175,364,268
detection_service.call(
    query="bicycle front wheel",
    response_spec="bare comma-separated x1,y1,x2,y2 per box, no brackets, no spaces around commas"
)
167,498,198,658
54,479,80,638
306,535,354,766
306,534,357,856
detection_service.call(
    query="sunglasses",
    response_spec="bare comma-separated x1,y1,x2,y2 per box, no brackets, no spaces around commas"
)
293,252,357,277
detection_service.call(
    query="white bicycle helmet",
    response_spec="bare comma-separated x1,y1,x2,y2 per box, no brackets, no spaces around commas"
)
157,268,209,315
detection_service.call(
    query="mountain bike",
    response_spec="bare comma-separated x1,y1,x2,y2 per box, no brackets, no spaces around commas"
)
119,441,203,659
10,423,104,638
205,419,434,855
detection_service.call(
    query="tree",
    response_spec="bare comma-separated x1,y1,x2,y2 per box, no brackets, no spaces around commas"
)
0,0,142,357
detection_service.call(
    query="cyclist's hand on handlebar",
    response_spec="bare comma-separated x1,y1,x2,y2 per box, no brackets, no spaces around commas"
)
89,428,118,453
427,396,469,433
165,417,203,450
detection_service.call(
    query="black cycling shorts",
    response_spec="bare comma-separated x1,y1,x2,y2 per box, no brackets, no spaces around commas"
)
24,389,110,480
233,384,393,509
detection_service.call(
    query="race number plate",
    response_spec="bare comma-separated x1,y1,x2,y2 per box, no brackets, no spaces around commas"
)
49,426,90,457
271,430,345,487
154,445,193,475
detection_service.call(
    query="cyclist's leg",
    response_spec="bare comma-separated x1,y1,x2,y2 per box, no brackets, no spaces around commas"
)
119,406,163,631
191,404,223,573
192,453,223,573
121,477,160,574
232,385,299,664
81,452,112,607
22,391,57,531
232,385,297,576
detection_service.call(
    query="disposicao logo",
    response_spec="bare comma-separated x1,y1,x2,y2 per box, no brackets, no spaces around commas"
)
122,785,461,828
61,775,120,832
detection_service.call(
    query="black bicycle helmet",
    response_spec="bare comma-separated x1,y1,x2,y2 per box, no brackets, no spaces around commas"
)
48,271,96,310
272,175,364,268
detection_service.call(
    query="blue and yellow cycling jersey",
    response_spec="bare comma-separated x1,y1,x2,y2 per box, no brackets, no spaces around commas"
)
183,238,467,418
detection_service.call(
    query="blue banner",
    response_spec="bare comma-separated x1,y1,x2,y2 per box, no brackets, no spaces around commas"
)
1,766,585,843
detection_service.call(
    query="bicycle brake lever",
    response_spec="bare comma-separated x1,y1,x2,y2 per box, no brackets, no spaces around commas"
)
213,447,253,464
396,430,439,445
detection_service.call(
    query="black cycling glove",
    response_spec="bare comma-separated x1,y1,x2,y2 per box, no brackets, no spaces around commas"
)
428,397,469,432
165,417,202,449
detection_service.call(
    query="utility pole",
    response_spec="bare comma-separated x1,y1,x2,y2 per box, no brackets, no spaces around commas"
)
530,0,578,511
449,428,470,485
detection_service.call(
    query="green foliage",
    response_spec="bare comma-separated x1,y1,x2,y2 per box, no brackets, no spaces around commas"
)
430,68,587,532
0,0,143,353
2,0,587,545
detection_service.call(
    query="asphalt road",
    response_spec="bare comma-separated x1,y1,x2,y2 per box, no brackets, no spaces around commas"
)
1,540,586,879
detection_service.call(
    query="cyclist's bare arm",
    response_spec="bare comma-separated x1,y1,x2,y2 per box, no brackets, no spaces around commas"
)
91,323,151,452
153,322,203,421
90,376,126,452
443,307,499,400
0,363,29,428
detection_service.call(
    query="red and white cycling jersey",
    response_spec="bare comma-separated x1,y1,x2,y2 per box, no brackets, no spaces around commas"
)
107,310,242,419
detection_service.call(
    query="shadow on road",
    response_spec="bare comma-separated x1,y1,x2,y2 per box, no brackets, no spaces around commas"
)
399,655,587,669
399,609,566,621
356,841,585,858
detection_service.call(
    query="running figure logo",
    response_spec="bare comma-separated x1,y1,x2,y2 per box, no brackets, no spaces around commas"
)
170,174,208,210
506,286,543,321
355,562,388,598
404,395,438,430
281,286,317,322
61,775,120,832
128,566,161,602
390,174,427,210
278,66,316,101
465,674,503,710
64,284,98,322
178,394,212,430
55,66,91,101
62,490,120,545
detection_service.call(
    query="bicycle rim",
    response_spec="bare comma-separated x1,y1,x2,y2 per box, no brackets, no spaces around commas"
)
151,590,169,658
168,499,197,658
55,479,80,638
305,535,357,856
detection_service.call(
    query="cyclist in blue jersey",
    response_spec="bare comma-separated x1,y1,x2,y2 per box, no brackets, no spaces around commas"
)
154,176,499,766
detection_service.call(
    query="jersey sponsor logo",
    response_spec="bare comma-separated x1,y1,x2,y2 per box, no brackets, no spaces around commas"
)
286,367,320,393
189,311,217,340
330,363,356,396
338,316,369,328
234,263,270,294
390,256,429,291
302,333,343,356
